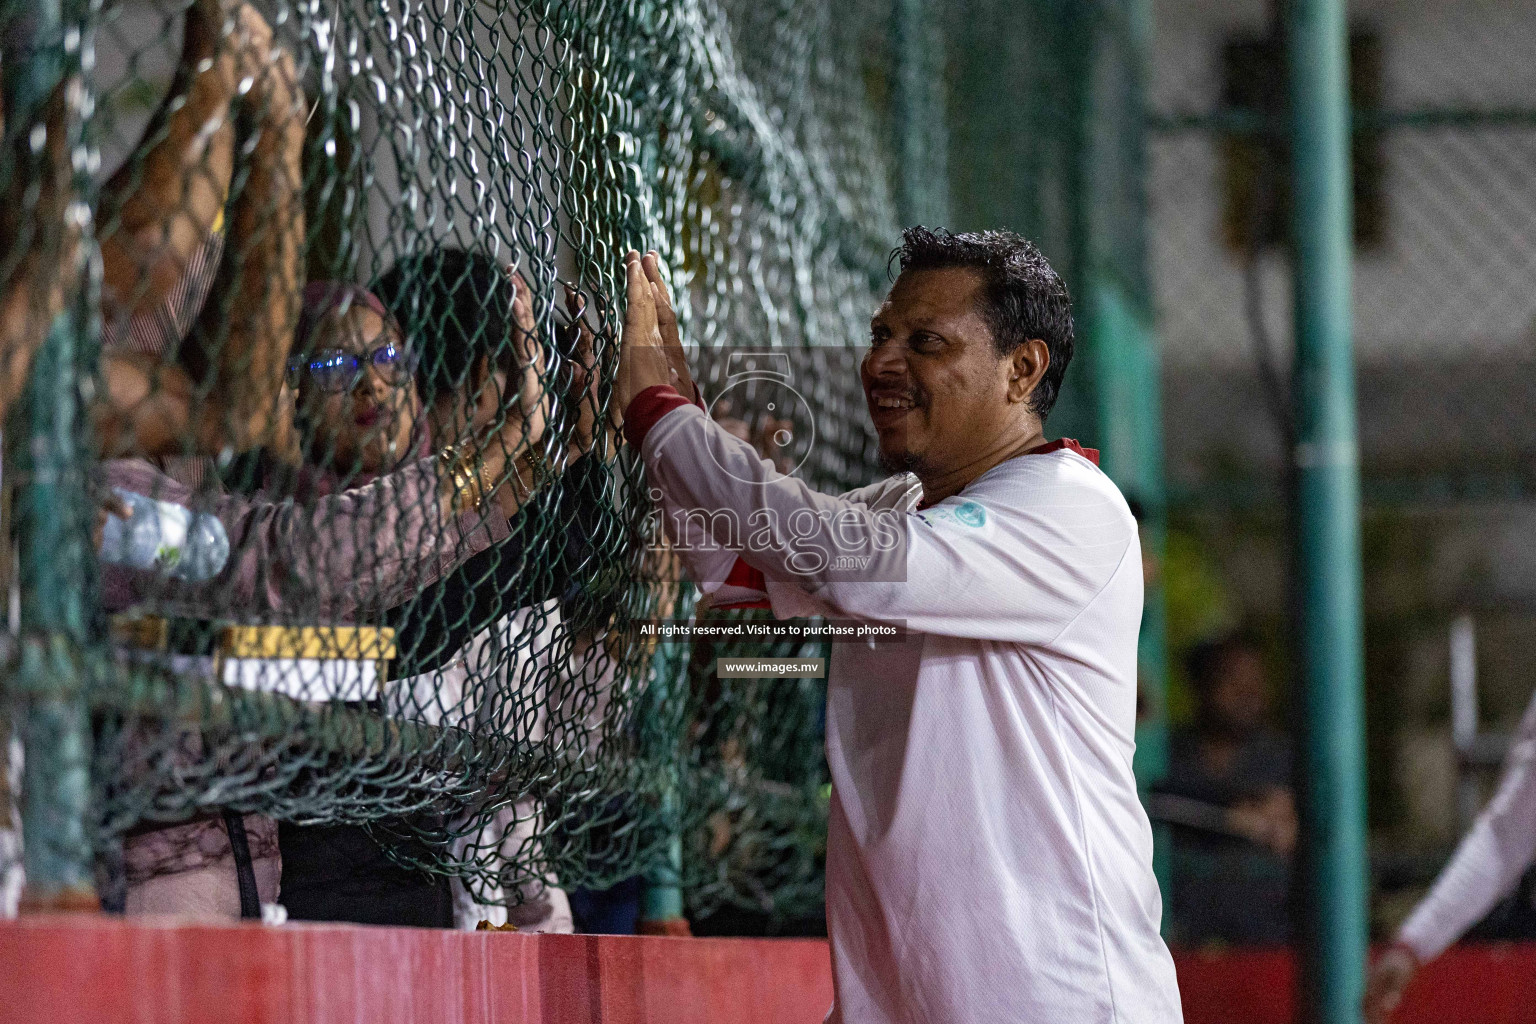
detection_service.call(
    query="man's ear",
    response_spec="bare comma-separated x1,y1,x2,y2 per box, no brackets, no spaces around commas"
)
1006,339,1050,405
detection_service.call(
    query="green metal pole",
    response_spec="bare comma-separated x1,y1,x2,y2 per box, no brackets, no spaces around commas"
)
1062,0,1171,915
1122,0,1172,919
891,0,950,227
638,632,688,929
4,0,99,911
4,0,99,914
640,756,686,927
1288,0,1368,1020
622,0,687,930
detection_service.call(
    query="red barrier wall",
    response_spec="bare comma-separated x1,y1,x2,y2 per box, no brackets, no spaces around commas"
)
8,917,1536,1024
1175,945,1536,1024
0,917,833,1024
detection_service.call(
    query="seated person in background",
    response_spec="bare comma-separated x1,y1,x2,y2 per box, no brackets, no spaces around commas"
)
1158,631,1295,946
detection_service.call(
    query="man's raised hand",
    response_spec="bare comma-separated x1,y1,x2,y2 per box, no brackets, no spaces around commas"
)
640,251,697,404
613,250,682,428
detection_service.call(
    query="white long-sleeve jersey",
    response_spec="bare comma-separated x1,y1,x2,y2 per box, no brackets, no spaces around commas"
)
1397,687,1536,962
633,389,1183,1024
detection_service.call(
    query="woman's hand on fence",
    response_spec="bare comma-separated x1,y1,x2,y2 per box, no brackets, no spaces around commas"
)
447,267,553,523
501,267,550,455
562,281,603,460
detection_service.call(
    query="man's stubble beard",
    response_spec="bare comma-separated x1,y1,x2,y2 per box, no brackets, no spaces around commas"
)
877,443,927,477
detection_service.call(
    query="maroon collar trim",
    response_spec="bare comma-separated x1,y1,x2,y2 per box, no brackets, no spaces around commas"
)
1026,438,1099,465
913,439,1099,510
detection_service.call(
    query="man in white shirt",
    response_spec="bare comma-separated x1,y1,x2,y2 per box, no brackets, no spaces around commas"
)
614,228,1183,1024
1363,686,1536,1023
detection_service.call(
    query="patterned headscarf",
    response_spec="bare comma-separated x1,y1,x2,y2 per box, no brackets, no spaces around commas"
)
293,281,397,356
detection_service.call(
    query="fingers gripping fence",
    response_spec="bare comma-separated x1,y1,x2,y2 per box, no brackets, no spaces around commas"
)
0,0,902,923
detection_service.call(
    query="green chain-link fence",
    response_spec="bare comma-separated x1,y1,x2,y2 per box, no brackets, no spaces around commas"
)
0,0,916,927
1,0,1185,935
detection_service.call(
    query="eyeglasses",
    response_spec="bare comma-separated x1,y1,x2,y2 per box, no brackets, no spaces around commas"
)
288,340,419,393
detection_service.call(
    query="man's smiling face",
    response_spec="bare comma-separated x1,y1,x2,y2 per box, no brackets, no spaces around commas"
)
862,266,1022,477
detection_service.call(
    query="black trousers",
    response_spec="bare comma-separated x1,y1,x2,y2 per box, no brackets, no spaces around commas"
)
278,822,453,928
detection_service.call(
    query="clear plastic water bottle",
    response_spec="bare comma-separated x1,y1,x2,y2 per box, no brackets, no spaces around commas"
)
98,488,230,582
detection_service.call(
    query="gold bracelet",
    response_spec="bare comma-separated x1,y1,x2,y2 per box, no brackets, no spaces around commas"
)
437,442,486,515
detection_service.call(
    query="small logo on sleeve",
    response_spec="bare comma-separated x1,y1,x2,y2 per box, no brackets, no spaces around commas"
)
918,500,987,528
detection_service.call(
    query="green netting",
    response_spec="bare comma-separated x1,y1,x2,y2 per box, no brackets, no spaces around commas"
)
0,0,906,924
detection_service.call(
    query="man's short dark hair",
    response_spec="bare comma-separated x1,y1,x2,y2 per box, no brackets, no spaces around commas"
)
374,246,516,403
892,226,1075,419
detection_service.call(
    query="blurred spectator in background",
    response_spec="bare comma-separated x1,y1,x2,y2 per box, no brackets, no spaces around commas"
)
0,66,77,420
1364,685,1536,1023
1157,631,1295,946
81,0,304,925
94,0,303,464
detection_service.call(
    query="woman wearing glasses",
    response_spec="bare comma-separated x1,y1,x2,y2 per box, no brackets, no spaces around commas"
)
98,267,563,925
287,282,428,489
101,267,556,624
273,259,598,929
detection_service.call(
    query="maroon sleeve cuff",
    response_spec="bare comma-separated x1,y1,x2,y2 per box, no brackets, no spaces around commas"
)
712,556,771,609
623,384,693,449
724,557,766,591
